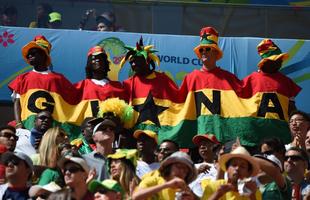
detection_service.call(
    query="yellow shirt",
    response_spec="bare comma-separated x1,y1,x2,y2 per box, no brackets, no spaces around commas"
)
137,170,177,200
201,179,262,200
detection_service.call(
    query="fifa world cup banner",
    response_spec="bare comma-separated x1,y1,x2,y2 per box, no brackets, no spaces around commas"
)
0,26,309,146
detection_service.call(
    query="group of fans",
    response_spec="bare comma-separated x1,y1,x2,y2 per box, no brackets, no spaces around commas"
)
0,26,309,200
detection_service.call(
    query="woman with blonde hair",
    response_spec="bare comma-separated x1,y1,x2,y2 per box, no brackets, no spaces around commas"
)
32,126,69,187
107,149,140,199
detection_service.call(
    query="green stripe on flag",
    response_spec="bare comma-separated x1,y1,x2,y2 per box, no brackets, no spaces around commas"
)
135,115,291,148
197,115,290,146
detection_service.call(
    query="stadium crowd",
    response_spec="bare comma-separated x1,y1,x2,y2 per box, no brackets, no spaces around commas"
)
0,20,309,200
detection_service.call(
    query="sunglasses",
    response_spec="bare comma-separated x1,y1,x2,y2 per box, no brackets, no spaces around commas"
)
199,47,211,53
285,155,305,162
0,132,18,140
64,166,84,173
3,157,21,166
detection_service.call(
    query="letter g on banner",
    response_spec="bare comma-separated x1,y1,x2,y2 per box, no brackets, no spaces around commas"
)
27,91,55,114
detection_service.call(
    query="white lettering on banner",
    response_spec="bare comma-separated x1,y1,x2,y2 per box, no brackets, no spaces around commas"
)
158,55,202,66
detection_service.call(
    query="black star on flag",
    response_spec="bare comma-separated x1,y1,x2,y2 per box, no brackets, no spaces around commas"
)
133,92,168,127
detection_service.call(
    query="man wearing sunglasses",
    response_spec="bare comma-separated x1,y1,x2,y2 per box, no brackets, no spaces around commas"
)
179,27,242,143
284,147,310,200
0,151,33,200
0,125,18,152
58,155,93,200
157,139,179,163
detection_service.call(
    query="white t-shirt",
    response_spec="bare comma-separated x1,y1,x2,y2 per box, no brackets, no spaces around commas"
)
91,78,109,86
136,160,160,179
189,162,218,198
15,128,37,156
0,183,8,200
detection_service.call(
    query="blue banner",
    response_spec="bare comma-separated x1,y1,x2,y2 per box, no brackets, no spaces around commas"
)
0,26,309,112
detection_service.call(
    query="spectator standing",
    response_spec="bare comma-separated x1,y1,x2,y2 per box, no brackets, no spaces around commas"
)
96,11,124,32
1,5,17,26
242,39,302,115
74,46,127,119
47,12,62,29
29,3,53,28
178,27,242,144
121,37,180,131
8,35,77,131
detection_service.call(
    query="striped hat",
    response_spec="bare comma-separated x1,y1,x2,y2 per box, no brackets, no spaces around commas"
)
22,35,52,67
120,37,160,68
257,39,289,69
194,27,223,61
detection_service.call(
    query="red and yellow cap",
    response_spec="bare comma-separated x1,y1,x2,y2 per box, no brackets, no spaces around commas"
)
192,134,220,146
87,46,105,57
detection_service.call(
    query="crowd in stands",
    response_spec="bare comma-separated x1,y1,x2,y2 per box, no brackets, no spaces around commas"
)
1,3,123,32
0,110,309,199
0,10,309,199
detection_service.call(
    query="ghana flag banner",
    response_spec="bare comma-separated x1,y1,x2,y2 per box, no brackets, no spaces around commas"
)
123,71,184,130
127,67,300,147
8,71,82,140
9,71,127,140
1,26,308,146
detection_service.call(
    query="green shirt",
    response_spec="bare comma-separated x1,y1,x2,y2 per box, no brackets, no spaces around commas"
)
38,168,65,187
262,178,291,200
